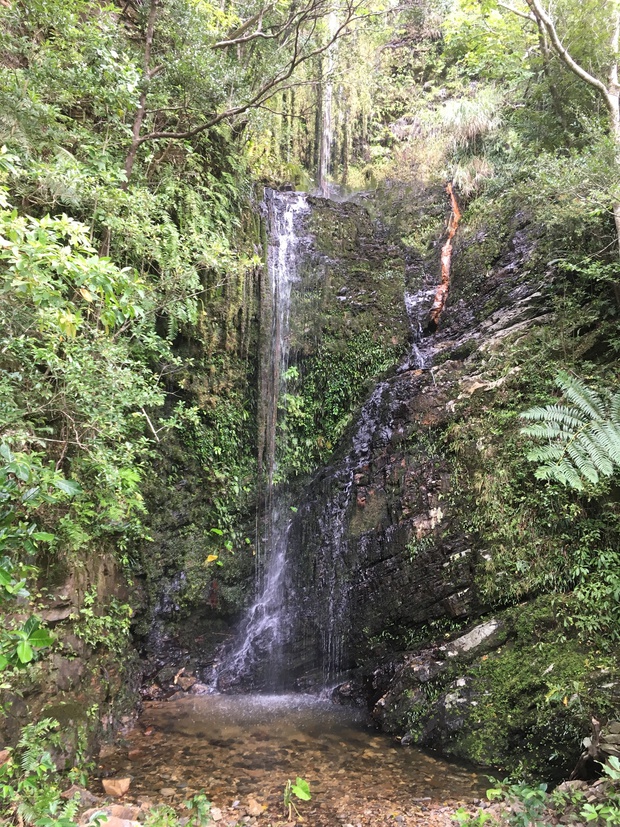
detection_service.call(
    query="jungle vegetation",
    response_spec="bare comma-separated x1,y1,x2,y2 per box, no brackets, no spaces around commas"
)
0,0,619,821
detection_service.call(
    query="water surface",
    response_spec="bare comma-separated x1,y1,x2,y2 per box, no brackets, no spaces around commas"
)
98,694,484,825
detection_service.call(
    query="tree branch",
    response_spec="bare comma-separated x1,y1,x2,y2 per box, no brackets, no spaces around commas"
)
523,0,612,105
134,4,365,146
498,2,535,22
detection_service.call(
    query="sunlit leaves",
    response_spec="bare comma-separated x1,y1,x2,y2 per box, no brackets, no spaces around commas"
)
521,372,620,490
0,209,149,337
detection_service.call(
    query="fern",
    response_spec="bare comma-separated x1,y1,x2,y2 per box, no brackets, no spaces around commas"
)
520,372,620,490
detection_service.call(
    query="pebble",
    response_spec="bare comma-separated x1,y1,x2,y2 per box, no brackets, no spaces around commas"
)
246,798,263,816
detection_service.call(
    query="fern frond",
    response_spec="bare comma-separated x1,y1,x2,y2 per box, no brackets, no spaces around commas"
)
591,423,620,465
565,441,600,484
535,460,585,490
520,404,584,431
556,371,606,419
527,444,567,463
575,430,614,476
521,373,620,490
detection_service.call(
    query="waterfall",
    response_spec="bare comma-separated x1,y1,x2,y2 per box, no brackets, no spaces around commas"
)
401,288,437,371
215,191,441,693
216,189,309,691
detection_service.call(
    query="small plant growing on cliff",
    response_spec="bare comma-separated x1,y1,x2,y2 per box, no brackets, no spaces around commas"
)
283,777,311,820
69,587,132,655
0,718,81,826
521,372,620,490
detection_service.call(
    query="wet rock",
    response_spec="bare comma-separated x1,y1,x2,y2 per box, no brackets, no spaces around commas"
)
159,787,176,797
102,777,131,797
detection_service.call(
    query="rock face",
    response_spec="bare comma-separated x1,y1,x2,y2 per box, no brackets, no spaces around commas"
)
285,366,478,684
274,203,549,687
136,189,612,778
0,552,141,759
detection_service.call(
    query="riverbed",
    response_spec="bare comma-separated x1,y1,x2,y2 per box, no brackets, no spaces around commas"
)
96,693,485,826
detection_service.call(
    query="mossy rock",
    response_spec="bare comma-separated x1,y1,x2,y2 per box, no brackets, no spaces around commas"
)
378,597,620,781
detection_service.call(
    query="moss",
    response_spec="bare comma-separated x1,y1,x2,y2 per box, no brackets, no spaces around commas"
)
455,608,618,778
393,598,620,780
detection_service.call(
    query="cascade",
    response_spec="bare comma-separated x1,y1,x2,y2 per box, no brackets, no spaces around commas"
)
216,188,309,691
217,189,442,692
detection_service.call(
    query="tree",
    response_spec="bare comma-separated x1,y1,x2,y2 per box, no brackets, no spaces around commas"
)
120,0,378,184
500,0,620,299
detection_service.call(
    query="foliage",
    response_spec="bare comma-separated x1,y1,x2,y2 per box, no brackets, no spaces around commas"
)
279,332,401,476
141,793,215,826
521,372,620,490
0,444,82,671
69,587,132,655
455,758,620,827
283,777,311,820
0,718,80,827
0,181,170,557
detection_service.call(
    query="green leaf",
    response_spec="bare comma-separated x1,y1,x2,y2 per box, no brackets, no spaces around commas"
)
32,532,55,542
292,778,311,800
22,616,39,637
16,639,34,664
28,628,54,648
51,478,82,496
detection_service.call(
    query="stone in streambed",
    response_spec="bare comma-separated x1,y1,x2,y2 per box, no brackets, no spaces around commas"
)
102,777,131,797
61,784,98,806
246,798,263,816
159,787,176,797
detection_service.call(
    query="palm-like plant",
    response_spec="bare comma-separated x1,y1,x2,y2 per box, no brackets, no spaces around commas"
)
520,372,620,490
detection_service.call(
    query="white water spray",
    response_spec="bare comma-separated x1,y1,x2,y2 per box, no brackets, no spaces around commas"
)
216,190,309,690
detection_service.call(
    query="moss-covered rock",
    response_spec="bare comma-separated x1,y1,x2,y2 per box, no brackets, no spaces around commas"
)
369,597,620,781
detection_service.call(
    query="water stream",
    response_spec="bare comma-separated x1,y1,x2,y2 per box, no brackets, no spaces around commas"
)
217,188,439,691
113,192,483,822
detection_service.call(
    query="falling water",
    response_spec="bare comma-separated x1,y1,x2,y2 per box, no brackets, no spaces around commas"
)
216,191,443,691
311,378,393,683
401,288,437,371
288,282,441,685
216,189,309,691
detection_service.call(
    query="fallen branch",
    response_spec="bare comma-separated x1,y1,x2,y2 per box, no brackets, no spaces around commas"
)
427,182,461,333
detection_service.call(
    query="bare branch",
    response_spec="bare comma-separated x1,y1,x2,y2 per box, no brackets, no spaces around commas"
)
214,4,275,48
135,4,367,146
523,0,611,105
498,2,535,22
140,407,161,442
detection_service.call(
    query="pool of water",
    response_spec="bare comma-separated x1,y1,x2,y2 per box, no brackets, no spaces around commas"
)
97,693,484,825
